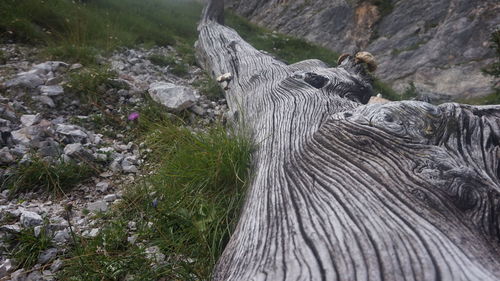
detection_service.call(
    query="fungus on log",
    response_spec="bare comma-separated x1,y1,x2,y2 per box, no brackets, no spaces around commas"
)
195,1,500,280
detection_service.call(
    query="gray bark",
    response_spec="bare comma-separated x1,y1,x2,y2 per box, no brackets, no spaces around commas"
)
195,1,500,280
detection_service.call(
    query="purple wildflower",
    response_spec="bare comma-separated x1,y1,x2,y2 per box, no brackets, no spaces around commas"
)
128,112,140,121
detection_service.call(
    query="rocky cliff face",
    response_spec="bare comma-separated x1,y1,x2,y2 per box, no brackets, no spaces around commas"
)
226,0,500,101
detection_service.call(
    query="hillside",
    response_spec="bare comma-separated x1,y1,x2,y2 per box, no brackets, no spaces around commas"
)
226,0,500,102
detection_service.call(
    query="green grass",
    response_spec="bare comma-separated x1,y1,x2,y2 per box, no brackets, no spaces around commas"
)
0,49,6,64
370,0,394,17
225,11,339,66
458,90,500,105
3,226,53,269
0,0,202,64
192,73,225,101
2,157,95,195
149,54,189,77
59,107,253,280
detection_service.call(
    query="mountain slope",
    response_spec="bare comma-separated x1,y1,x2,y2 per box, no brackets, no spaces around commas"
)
226,0,500,101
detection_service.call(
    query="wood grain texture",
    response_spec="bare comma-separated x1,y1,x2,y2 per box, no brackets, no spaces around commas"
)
195,1,500,280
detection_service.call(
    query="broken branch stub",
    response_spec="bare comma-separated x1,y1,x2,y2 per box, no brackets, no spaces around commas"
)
196,0,500,280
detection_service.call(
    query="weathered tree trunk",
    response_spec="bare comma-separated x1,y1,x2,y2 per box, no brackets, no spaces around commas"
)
195,1,500,280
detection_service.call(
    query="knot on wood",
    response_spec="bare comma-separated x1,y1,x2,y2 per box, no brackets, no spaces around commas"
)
297,72,329,89
338,101,444,143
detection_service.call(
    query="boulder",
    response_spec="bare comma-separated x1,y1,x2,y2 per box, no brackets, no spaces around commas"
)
148,82,198,111
20,211,43,228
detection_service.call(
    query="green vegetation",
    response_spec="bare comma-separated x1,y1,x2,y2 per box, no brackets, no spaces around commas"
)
149,54,189,77
0,49,6,64
2,157,95,195
3,226,53,269
370,0,394,17
65,66,117,103
0,0,202,64
193,74,225,101
372,78,400,100
59,104,253,280
225,11,339,66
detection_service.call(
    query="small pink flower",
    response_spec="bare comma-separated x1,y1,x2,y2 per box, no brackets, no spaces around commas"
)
128,112,139,121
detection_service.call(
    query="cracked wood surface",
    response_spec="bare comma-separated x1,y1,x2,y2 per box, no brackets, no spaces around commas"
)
195,1,500,280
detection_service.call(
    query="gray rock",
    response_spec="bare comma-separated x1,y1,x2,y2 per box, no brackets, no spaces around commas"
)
121,159,138,173
10,269,26,281
38,248,58,264
20,114,41,127
148,82,198,111
0,147,14,164
56,124,87,140
69,63,83,70
0,259,13,278
26,270,42,281
38,140,61,158
87,200,108,213
45,76,63,86
103,194,118,202
52,229,70,244
0,104,16,121
32,96,55,108
50,259,63,272
95,181,109,192
41,270,54,281
110,159,122,172
11,128,31,145
145,246,165,263
96,182,109,192
33,61,68,73
127,221,137,231
127,234,138,245
34,226,42,237
0,118,11,127
39,85,64,96
1,224,21,233
63,143,83,156
5,73,44,89
88,228,99,237
190,105,206,116
20,211,43,228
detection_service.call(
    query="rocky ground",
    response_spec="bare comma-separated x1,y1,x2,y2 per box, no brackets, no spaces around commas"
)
0,44,228,281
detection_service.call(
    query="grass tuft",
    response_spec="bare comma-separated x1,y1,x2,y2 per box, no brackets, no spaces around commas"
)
65,66,117,104
60,112,253,279
149,54,189,77
192,74,225,101
3,226,53,269
2,157,95,195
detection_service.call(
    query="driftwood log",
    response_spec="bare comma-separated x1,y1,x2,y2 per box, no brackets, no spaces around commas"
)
195,1,500,280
